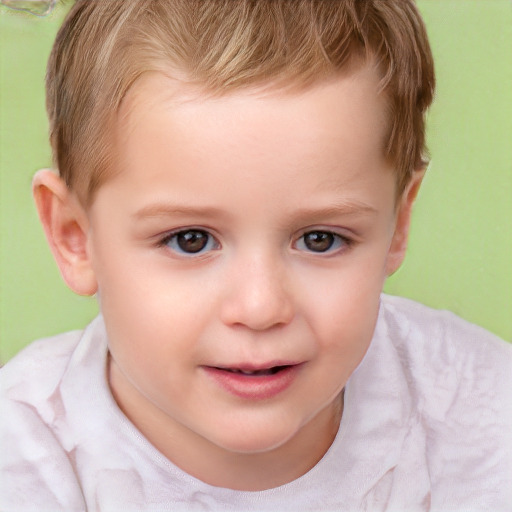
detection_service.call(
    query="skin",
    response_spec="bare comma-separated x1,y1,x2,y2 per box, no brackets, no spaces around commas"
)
33,63,423,491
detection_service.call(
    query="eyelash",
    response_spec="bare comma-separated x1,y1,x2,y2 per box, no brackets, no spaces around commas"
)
157,228,354,257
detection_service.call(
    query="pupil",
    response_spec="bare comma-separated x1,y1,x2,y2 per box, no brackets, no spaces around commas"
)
177,231,208,253
304,231,334,252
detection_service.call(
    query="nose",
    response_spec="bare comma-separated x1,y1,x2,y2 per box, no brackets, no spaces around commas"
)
220,253,294,331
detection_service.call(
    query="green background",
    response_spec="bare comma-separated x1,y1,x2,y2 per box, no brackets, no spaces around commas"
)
1,1,511,363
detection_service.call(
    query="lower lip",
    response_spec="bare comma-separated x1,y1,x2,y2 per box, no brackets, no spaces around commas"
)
202,364,302,400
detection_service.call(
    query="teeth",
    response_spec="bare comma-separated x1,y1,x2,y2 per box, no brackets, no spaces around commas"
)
228,367,285,376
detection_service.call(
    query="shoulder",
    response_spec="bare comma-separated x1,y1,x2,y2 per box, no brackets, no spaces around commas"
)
0,329,91,511
1,329,83,410
0,316,109,422
378,293,512,408
378,295,512,508
379,293,512,373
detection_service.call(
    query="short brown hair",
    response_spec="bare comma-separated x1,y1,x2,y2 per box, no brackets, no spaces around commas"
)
47,0,435,206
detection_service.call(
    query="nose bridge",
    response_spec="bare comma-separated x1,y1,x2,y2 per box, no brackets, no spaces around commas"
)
221,249,294,330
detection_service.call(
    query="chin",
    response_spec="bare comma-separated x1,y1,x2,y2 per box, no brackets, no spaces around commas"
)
210,419,300,456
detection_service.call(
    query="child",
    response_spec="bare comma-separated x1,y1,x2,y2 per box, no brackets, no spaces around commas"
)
1,0,511,510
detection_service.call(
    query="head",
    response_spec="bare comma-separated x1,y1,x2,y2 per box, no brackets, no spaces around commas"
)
34,0,435,490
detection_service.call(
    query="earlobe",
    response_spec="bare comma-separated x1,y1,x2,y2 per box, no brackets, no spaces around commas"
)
32,169,98,296
385,169,425,276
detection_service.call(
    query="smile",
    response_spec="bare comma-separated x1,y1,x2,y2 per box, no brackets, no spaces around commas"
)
202,363,303,400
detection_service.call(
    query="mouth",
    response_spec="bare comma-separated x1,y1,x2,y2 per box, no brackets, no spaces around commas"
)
202,362,303,400
216,365,292,376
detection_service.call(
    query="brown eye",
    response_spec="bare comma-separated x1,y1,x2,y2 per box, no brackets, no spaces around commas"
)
295,230,350,254
303,231,335,252
177,231,208,253
164,229,218,255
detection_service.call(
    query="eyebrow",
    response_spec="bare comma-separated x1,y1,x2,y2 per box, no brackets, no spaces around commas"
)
133,201,377,222
290,202,378,220
133,203,228,221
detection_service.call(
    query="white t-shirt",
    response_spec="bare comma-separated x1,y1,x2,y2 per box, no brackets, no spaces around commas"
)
1,295,511,512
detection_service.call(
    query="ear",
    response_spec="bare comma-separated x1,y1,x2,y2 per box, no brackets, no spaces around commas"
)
32,169,98,296
385,169,425,276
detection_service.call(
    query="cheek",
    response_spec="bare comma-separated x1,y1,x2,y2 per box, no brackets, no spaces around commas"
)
319,292,380,358
297,253,386,319
94,243,199,317
93,252,219,365
296,260,384,364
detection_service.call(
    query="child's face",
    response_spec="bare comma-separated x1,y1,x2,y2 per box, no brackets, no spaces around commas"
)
72,64,416,475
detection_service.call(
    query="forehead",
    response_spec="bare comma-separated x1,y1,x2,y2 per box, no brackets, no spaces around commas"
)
116,63,389,164
88,62,398,230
